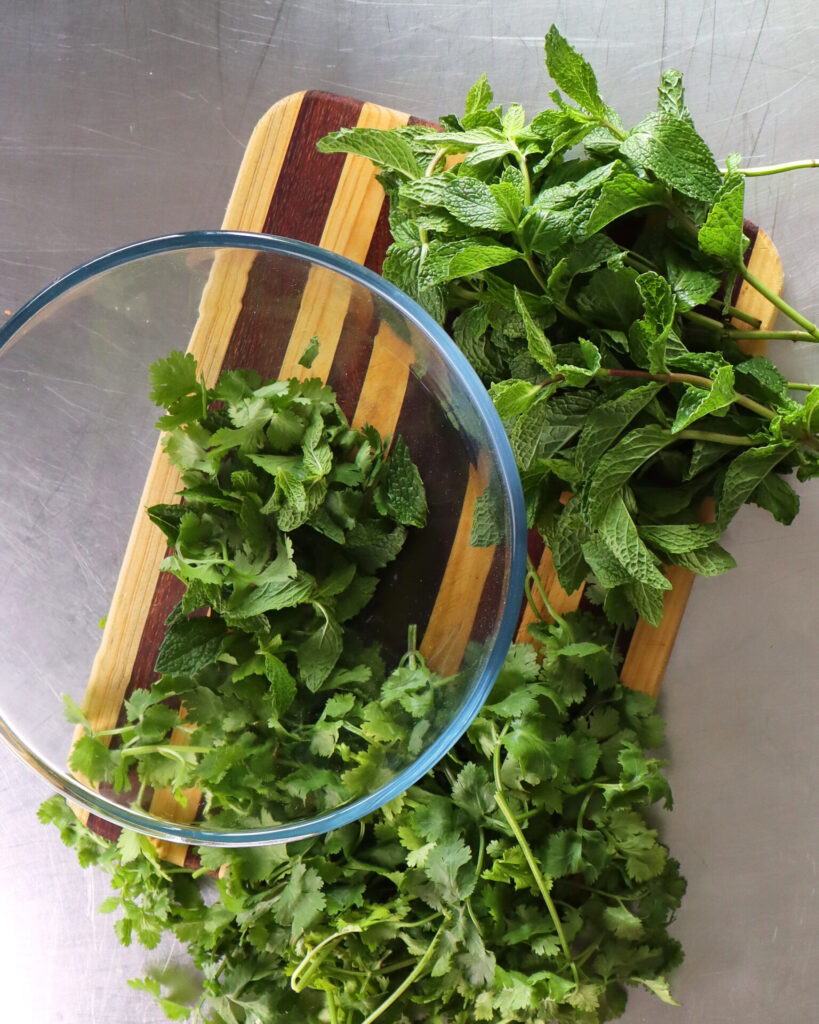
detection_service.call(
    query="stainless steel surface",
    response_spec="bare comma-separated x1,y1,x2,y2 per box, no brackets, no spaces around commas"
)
0,1,817,1020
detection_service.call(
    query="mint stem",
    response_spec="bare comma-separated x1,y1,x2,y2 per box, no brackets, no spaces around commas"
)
602,368,777,421
739,262,819,341
728,329,817,343
725,158,819,177
682,309,722,332
510,139,533,206
676,429,755,446
706,298,761,327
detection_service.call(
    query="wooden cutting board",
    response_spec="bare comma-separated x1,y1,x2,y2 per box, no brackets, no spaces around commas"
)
76,90,784,861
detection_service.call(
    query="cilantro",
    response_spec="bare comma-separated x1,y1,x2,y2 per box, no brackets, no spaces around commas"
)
44,604,686,1024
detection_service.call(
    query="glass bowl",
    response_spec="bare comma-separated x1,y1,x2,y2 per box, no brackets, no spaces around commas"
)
0,230,525,846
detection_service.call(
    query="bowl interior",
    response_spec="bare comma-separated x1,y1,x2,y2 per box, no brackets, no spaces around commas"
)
0,233,525,845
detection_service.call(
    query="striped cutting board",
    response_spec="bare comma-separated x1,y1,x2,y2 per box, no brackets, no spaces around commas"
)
76,91,784,862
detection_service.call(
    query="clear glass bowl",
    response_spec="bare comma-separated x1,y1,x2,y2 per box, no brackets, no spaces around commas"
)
0,230,525,846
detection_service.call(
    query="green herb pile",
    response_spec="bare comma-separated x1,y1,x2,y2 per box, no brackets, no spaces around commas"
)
40,25,819,1024
318,25,819,627
66,348,432,828
41,600,683,1023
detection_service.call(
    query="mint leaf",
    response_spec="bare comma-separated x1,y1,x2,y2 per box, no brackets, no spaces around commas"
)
584,175,668,237
671,364,736,432
545,25,608,119
698,175,749,267
597,495,671,591
586,425,674,528
316,127,421,178
715,444,790,529
515,288,555,372
465,72,494,115
664,255,721,310
629,272,676,373
489,378,542,419
575,383,663,477
638,523,719,554
298,335,320,369
620,112,722,202
657,69,687,118
666,541,737,576
445,243,522,281
376,435,427,528
297,613,343,692
402,175,517,232
154,616,225,677
751,471,800,525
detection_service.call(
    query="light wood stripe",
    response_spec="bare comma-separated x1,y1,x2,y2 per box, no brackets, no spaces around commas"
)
731,228,783,350
278,102,410,381
419,453,497,676
515,547,584,645
620,565,696,697
221,92,306,233
351,320,414,435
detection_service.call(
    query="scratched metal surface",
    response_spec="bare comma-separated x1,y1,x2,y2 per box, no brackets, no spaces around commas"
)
0,1,817,1021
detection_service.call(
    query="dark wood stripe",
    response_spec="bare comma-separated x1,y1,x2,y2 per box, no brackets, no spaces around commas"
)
361,372,471,658
326,299,381,421
470,543,507,646
122,93,367,704
125,571,186,695
363,196,393,275
86,812,121,842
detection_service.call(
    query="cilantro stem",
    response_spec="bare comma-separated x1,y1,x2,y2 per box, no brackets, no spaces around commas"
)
359,920,446,1024
327,990,340,1024
380,957,416,975
724,158,819,177
492,725,580,988
738,261,819,341
526,555,569,629
122,744,212,758
576,792,593,835
292,927,358,993
788,381,817,391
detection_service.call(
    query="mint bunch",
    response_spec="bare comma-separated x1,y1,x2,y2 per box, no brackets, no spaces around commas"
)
319,25,819,626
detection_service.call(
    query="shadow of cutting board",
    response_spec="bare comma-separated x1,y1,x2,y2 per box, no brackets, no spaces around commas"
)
77,91,784,860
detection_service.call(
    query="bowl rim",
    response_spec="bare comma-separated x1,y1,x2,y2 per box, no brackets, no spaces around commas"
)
0,229,527,846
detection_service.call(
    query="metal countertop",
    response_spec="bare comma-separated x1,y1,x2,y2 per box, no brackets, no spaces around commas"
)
1,2,817,1021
